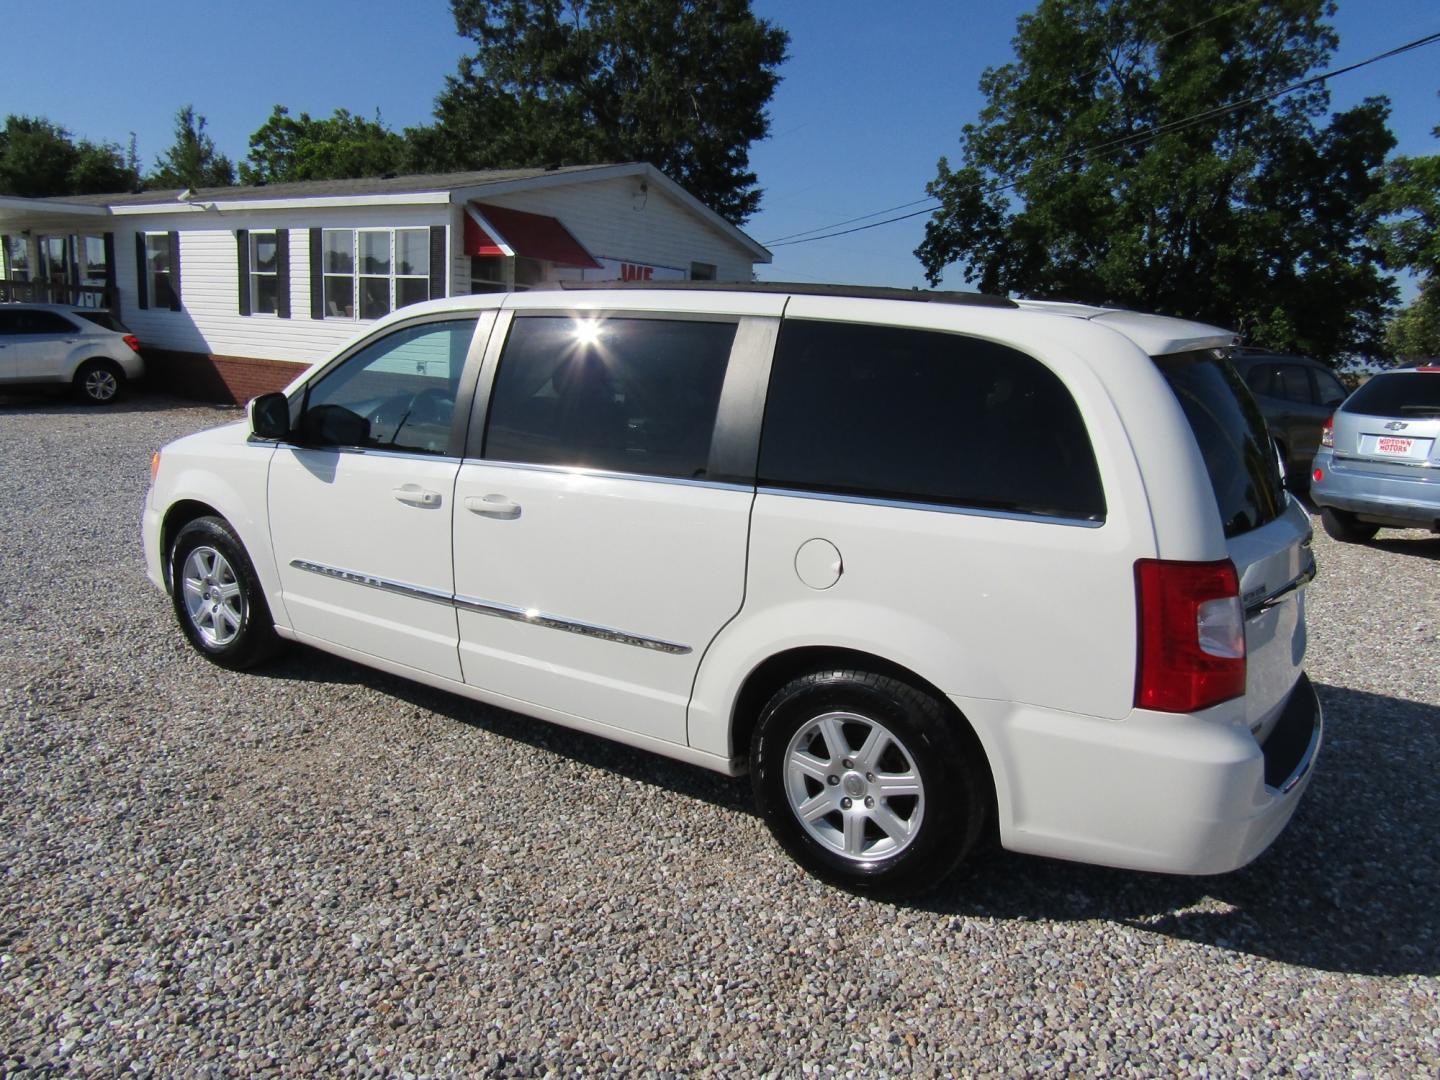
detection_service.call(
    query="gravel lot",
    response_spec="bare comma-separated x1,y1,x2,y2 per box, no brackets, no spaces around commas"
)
1,393,1437,1078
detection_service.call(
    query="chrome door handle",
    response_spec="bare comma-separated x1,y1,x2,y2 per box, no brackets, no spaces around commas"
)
392,484,442,508
465,494,521,520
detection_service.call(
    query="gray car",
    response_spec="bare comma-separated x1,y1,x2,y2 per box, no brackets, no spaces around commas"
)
0,303,145,404
1310,363,1440,542
1230,348,1349,489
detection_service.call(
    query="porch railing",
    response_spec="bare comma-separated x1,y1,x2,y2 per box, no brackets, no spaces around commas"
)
0,279,120,316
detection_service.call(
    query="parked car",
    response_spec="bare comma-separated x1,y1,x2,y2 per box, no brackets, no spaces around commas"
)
142,284,1321,895
0,302,144,404
1310,362,1440,542
1229,347,1349,488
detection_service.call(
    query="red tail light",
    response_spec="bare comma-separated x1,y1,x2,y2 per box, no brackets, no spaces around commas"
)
1320,414,1334,448
1135,559,1246,713
123,334,141,354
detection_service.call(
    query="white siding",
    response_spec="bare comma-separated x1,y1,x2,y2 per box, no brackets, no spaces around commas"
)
117,206,450,364
476,177,756,284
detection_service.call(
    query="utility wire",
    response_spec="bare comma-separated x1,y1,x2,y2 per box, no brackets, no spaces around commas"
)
765,29,1440,250
762,0,1260,246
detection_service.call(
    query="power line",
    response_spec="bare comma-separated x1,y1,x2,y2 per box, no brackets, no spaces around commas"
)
765,29,1440,250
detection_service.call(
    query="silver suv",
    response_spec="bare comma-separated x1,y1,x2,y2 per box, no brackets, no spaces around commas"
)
1311,363,1440,542
0,303,145,404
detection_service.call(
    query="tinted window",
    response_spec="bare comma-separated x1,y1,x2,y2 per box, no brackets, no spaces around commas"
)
1341,371,1440,416
484,316,736,479
0,309,78,334
301,318,476,455
759,320,1105,521
1153,350,1285,538
1243,364,1275,397
75,311,127,333
1312,369,1347,407
1275,365,1312,403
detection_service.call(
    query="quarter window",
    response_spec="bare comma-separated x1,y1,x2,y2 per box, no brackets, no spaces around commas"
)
321,228,430,320
300,318,477,455
483,316,737,479
759,320,1106,521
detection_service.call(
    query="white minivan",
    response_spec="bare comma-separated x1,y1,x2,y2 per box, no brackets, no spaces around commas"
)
142,284,1321,894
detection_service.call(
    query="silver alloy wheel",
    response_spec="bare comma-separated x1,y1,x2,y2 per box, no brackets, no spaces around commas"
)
782,710,926,862
84,367,119,401
181,545,244,648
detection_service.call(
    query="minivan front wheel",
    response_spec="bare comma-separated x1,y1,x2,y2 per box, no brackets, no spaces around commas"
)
169,516,280,669
1320,507,1379,544
751,670,988,896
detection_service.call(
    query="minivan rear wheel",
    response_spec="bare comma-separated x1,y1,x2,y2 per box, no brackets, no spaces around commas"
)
1320,507,1379,544
750,669,987,896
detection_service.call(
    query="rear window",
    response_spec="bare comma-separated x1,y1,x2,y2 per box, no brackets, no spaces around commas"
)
74,311,128,333
1153,349,1285,538
1341,371,1440,417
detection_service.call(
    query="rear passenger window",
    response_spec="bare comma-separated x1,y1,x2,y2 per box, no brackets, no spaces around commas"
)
484,316,737,479
759,320,1105,521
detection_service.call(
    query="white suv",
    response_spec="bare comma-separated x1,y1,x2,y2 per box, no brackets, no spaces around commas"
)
0,303,144,403
142,284,1321,894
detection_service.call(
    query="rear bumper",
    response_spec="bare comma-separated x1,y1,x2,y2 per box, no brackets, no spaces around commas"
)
1311,451,1440,529
964,674,1323,875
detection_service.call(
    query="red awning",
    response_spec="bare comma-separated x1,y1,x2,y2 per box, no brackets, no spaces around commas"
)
462,203,601,269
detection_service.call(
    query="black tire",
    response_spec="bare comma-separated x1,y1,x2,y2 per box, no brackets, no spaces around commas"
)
1320,507,1379,544
750,669,989,897
169,516,281,670
73,359,126,405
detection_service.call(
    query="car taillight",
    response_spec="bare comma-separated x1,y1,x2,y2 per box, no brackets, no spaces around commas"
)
1320,414,1334,448
1134,559,1246,713
123,334,141,353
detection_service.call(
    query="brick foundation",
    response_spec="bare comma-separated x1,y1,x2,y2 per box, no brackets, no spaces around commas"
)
142,350,309,405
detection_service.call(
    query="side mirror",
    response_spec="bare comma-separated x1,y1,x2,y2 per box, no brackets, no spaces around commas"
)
248,392,290,440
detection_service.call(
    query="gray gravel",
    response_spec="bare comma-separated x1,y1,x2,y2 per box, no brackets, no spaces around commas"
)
1,392,1437,1078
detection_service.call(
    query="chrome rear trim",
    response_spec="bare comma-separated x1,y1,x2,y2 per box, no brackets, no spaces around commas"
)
1245,557,1317,619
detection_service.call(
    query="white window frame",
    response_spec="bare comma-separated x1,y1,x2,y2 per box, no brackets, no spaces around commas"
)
322,227,430,321
250,230,279,317
144,232,177,310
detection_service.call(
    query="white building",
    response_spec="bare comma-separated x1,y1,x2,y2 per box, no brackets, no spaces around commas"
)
0,162,771,401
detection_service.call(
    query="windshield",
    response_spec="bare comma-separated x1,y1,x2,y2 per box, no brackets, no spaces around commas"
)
1152,348,1286,538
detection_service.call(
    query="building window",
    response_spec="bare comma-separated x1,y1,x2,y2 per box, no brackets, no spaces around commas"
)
690,262,717,281
322,227,429,320
250,231,279,315
470,255,508,293
2,235,30,281
146,233,178,309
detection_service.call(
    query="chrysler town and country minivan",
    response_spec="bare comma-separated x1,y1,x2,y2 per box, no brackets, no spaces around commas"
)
143,284,1322,894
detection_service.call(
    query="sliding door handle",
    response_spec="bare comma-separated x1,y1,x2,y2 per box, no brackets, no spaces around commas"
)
465,494,521,520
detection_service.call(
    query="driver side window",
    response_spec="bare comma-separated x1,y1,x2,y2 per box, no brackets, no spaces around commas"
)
301,318,477,455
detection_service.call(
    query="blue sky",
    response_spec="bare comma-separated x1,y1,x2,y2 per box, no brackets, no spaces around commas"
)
2,0,1436,292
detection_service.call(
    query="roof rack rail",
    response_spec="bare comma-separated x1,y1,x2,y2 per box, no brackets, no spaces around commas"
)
532,280,1018,309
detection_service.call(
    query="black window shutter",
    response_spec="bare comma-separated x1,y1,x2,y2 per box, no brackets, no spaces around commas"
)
167,231,181,310
309,228,324,319
134,233,149,310
236,229,251,316
275,228,291,318
428,225,446,300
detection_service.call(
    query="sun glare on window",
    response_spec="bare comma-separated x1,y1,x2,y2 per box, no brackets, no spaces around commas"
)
571,319,604,347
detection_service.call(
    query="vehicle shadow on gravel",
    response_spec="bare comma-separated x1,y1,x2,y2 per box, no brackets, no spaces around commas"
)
919,682,1439,978
257,650,1436,976
1365,535,1439,560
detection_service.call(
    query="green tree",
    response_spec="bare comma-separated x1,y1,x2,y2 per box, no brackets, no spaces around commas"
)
149,106,235,190
916,0,1397,362
1369,111,1440,360
240,105,409,185
0,115,137,197
413,0,789,224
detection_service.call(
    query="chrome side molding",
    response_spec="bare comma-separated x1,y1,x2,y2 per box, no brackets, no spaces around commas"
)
289,559,691,656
